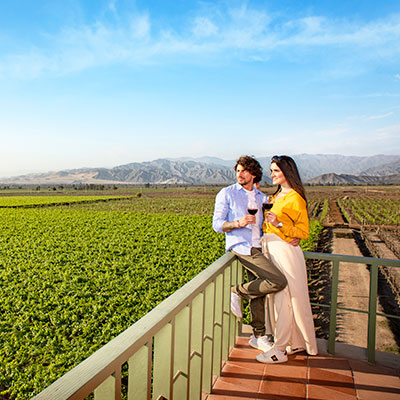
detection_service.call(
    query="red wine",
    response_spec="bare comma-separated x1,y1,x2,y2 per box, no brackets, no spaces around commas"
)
247,208,258,215
262,203,273,212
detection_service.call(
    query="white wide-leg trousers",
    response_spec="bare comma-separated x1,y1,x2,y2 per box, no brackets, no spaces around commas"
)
265,233,318,355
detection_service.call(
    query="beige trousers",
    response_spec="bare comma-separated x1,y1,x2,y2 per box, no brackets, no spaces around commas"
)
265,233,318,355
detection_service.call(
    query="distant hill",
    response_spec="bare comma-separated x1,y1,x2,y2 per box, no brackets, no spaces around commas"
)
306,173,400,185
0,160,236,185
1,154,400,185
169,154,400,181
359,160,400,176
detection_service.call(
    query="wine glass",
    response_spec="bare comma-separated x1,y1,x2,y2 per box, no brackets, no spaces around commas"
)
262,195,273,216
247,198,258,225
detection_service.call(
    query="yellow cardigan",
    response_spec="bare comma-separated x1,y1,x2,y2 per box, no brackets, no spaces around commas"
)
263,189,309,242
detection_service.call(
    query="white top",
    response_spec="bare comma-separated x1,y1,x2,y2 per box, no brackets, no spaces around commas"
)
244,187,261,248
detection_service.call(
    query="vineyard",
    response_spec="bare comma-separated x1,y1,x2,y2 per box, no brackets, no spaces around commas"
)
0,185,399,399
0,195,132,208
337,198,400,225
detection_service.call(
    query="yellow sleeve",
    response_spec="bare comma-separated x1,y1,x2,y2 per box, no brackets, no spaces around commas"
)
279,204,309,240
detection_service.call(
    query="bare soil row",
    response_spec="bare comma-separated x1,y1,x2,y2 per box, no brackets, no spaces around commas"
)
307,198,399,354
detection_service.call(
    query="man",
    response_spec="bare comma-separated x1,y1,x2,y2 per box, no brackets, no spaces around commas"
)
212,155,287,352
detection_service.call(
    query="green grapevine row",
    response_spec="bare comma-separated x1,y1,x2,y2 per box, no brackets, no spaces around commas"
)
339,199,400,225
0,195,131,208
65,196,216,215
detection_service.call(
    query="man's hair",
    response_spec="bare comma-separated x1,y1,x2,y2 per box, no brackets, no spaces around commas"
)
234,156,263,183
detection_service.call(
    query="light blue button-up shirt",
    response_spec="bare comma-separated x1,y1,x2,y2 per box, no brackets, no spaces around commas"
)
212,183,265,255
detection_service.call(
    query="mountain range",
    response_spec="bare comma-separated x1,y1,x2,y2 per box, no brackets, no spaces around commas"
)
1,154,400,185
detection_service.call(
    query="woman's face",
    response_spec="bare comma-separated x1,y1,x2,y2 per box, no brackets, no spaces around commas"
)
270,162,287,186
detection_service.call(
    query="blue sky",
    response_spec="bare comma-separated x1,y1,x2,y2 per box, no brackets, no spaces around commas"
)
1,0,400,176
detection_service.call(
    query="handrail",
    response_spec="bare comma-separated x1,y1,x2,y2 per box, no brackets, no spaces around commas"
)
304,251,400,364
304,251,400,267
32,251,400,399
33,252,241,400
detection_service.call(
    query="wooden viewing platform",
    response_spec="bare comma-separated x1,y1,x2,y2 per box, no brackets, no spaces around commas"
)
206,330,400,400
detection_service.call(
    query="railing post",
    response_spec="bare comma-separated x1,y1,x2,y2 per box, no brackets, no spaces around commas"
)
328,260,340,355
172,305,190,399
229,259,238,350
212,273,223,377
94,374,118,400
189,292,204,400
237,261,244,336
127,342,152,400
367,262,378,364
202,282,215,394
222,265,231,362
153,322,173,400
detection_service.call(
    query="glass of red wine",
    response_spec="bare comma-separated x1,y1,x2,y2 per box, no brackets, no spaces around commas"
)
247,198,258,224
262,195,273,216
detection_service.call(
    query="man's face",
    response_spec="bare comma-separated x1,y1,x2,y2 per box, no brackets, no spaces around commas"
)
236,164,255,186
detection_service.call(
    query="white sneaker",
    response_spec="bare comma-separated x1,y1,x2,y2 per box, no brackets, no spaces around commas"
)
230,292,242,318
286,346,305,355
266,334,274,343
248,335,273,352
256,347,288,364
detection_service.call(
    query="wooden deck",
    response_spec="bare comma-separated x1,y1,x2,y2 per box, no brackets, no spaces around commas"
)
205,335,400,400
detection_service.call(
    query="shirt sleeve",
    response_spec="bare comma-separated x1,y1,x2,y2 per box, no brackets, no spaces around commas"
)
279,205,309,240
212,189,229,233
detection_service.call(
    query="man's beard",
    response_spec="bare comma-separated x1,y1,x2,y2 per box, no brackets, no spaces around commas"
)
238,177,252,186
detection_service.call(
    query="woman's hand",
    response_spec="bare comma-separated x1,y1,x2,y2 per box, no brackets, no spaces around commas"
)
266,211,280,227
288,238,300,247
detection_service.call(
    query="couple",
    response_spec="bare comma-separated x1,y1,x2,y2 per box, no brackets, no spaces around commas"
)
212,155,318,363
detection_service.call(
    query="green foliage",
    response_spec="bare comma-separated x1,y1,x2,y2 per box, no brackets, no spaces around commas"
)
339,198,400,225
319,200,329,223
0,195,131,208
66,196,216,215
300,220,324,252
0,207,224,399
337,199,351,222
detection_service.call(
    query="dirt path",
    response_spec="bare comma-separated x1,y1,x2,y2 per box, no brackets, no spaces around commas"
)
327,200,347,224
322,200,398,353
332,229,397,351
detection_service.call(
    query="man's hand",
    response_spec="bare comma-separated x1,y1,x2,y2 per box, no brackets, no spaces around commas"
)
288,238,300,247
239,214,256,227
222,214,256,232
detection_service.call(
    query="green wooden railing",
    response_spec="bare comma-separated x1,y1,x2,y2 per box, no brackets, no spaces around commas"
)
304,251,400,364
32,251,400,399
33,252,242,400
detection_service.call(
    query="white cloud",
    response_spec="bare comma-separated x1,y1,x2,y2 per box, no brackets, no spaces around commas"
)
129,14,151,40
376,123,400,138
364,92,400,98
1,4,400,79
108,0,117,14
192,17,218,37
395,73,400,80
347,111,395,121
366,112,394,120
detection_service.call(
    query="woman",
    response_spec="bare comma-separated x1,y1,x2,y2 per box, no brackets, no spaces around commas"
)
256,155,318,363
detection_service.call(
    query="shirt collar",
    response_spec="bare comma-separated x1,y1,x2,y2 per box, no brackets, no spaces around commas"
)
234,182,261,195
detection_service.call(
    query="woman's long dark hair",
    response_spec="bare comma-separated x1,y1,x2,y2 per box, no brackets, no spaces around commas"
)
271,155,307,204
